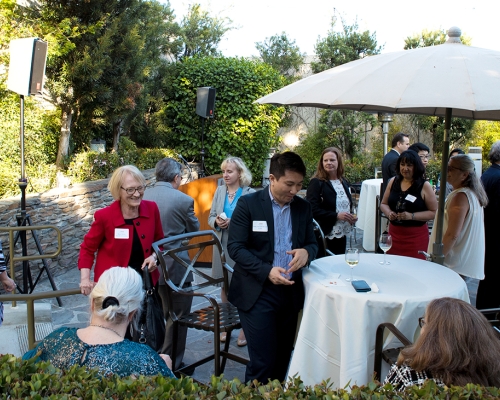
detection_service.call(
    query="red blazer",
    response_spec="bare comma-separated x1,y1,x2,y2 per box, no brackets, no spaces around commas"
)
78,200,163,284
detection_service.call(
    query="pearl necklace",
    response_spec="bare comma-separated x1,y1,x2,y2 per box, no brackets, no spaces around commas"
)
227,189,238,200
90,324,123,338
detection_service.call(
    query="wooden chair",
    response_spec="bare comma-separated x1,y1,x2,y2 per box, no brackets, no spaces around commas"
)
152,230,248,377
312,219,334,258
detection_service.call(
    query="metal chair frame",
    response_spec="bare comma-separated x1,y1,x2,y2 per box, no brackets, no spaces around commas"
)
312,219,334,258
151,230,248,377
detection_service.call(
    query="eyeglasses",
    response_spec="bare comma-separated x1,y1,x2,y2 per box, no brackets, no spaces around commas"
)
419,155,430,160
121,186,145,195
447,165,462,172
418,317,426,328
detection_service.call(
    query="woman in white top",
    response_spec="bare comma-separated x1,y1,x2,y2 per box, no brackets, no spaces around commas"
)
306,147,357,255
428,154,488,278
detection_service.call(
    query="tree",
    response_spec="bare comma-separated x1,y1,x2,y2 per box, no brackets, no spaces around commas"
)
178,4,232,60
310,16,381,159
31,0,180,166
311,16,381,74
404,28,472,49
255,32,304,81
160,56,285,181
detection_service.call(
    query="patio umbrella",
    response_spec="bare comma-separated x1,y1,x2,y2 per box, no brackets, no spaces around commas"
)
256,27,500,264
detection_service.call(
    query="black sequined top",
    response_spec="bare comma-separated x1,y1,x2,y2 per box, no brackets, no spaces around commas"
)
22,327,175,378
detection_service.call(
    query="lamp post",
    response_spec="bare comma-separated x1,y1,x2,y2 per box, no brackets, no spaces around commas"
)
378,113,393,155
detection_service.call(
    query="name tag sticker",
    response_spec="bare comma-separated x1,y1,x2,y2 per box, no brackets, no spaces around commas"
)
252,221,268,232
405,194,417,203
114,228,129,239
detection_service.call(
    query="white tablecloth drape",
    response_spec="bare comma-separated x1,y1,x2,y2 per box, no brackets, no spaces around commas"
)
356,178,383,252
287,254,469,388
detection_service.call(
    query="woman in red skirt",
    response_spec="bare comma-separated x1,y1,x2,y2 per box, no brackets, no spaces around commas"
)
380,150,437,260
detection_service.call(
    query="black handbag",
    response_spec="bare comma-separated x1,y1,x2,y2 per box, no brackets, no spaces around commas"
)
130,268,166,352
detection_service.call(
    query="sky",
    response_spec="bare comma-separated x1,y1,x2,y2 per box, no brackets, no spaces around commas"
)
166,0,500,57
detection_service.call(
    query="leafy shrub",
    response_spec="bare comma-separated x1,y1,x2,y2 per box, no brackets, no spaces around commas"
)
1,354,500,399
66,151,122,183
136,148,177,170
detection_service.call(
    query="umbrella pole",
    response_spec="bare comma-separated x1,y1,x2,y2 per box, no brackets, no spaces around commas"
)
431,107,452,264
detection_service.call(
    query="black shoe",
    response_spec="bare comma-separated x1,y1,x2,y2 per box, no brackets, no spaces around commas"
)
178,362,196,376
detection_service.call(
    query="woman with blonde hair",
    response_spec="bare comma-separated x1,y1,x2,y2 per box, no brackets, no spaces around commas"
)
385,297,500,389
24,267,175,378
428,154,488,278
78,165,163,295
208,156,254,346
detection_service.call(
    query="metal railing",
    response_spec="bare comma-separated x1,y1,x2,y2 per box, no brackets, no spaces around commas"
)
0,288,81,350
0,225,63,306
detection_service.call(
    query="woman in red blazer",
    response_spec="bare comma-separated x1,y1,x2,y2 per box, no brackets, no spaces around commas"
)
78,165,163,295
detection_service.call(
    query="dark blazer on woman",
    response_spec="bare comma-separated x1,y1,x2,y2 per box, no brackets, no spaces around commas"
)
306,177,353,236
78,200,164,284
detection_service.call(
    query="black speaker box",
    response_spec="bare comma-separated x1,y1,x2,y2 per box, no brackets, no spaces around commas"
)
196,87,216,118
7,38,48,96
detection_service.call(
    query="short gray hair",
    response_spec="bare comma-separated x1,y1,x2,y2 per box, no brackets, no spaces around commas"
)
90,267,144,325
450,154,488,207
155,158,182,183
221,156,252,187
488,140,500,164
107,165,146,200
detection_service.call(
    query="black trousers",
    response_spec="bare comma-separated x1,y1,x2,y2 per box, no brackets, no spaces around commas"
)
158,284,193,370
238,283,300,383
326,235,347,255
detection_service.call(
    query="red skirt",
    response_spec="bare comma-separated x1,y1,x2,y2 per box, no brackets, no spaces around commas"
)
388,223,429,260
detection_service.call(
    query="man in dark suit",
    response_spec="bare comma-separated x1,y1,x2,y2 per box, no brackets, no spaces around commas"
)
143,158,200,370
227,152,318,383
381,132,410,195
476,141,500,310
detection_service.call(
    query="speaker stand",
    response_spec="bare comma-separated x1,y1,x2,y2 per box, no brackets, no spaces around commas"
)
5,95,62,306
199,117,207,178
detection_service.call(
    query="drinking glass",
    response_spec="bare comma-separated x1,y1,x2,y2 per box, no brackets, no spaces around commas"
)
379,233,392,265
345,248,359,281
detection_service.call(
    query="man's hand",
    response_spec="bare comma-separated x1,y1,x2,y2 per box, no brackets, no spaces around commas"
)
286,248,309,273
268,267,295,286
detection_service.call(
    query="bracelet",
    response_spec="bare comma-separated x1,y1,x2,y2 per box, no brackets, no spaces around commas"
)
412,213,415,220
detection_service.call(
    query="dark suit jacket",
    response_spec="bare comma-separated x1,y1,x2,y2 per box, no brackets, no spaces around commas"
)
143,182,200,285
481,163,500,238
227,188,318,312
382,149,400,195
306,177,353,235
78,200,163,284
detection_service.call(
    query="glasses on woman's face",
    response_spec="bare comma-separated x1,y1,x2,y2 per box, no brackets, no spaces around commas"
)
447,165,461,172
418,317,426,328
121,186,145,195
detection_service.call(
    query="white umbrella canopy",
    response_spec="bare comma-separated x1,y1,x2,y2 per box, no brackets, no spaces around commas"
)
256,27,500,120
256,27,500,264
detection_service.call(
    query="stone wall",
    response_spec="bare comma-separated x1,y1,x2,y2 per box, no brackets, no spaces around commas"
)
0,169,156,283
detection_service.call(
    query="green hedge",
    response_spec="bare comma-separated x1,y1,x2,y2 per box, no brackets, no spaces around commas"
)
2,354,500,399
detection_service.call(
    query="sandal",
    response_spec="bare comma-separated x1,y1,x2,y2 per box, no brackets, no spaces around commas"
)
237,338,247,347
220,332,227,342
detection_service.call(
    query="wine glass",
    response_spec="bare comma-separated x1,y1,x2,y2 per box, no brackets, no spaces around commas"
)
345,248,359,282
379,233,392,265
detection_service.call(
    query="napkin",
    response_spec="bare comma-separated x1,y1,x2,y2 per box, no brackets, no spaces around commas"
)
371,283,380,293
320,275,346,287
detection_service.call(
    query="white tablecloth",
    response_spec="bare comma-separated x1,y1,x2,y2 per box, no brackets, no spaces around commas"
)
356,178,383,251
287,254,469,388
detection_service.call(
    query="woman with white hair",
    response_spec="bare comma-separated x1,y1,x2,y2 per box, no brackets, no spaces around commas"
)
208,156,254,346
428,154,488,278
23,267,175,378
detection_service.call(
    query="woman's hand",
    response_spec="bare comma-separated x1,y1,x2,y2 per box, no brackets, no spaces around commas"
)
388,211,398,221
396,211,411,221
159,354,173,369
79,278,94,296
0,271,16,292
215,215,230,229
142,254,157,272
337,212,355,225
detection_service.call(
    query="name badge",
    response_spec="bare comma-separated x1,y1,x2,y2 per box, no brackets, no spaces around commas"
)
252,221,268,232
405,194,417,203
114,228,129,239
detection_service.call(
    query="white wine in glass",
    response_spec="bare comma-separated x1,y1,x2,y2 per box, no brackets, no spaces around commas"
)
345,248,359,281
379,233,392,265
